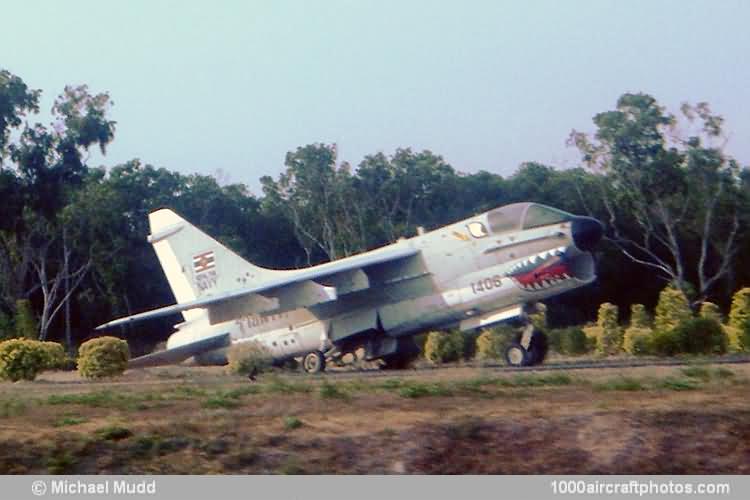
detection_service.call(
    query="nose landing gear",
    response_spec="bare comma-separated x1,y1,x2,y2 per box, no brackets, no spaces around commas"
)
504,323,548,367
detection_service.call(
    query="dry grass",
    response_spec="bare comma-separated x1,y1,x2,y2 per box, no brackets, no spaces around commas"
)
0,363,748,473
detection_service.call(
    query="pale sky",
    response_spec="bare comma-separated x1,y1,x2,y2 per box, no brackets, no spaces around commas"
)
2,0,748,193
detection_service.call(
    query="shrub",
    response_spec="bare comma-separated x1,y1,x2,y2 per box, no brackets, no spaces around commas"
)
654,285,692,334
581,322,598,351
623,327,652,355
424,330,464,364
650,328,683,356
724,326,745,353
226,341,273,376
728,288,750,329
559,326,589,355
673,318,727,355
14,299,37,339
699,302,722,323
548,327,588,355
0,339,48,381
629,304,650,328
77,337,130,379
727,288,750,352
623,304,653,355
546,328,563,353
651,318,727,356
475,325,514,359
584,303,622,354
40,342,67,370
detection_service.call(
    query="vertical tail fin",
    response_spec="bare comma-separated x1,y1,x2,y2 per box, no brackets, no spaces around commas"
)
147,208,285,321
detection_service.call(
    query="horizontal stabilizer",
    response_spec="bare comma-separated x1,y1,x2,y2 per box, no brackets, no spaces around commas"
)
96,303,192,330
128,332,230,368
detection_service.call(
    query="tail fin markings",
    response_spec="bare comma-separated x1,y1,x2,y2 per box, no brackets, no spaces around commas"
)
147,208,288,321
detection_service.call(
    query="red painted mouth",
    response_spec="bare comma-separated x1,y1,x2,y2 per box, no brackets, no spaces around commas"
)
505,250,575,291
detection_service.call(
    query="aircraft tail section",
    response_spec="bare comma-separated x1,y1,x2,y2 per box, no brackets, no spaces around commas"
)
147,208,287,321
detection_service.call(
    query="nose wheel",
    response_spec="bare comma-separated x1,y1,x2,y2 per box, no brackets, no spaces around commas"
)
505,325,548,367
505,344,529,367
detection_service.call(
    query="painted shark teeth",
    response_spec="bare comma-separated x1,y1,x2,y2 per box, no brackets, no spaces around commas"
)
505,245,577,292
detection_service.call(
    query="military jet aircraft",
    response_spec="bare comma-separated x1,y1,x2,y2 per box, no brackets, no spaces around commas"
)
96,203,603,371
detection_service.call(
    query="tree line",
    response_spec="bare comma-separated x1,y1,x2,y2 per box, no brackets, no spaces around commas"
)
1,69,748,353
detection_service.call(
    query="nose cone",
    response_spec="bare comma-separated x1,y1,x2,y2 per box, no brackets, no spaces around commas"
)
571,216,604,252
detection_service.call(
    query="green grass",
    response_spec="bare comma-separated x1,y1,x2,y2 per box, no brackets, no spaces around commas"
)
47,390,157,410
130,435,161,458
44,384,259,412
0,397,27,417
168,385,209,399
46,449,77,474
453,379,493,396
503,373,573,387
264,376,313,395
53,416,88,427
283,416,303,430
594,377,646,392
223,386,261,398
375,378,404,390
398,382,453,398
714,367,735,379
369,373,575,399
129,434,191,458
680,366,712,380
680,366,736,381
48,391,133,409
319,381,350,400
203,393,242,409
202,385,264,409
656,377,701,391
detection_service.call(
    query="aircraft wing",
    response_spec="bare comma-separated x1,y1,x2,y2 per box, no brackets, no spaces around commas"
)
97,244,421,330
128,332,231,368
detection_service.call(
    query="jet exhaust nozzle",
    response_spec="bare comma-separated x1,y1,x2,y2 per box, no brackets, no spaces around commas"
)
571,216,604,252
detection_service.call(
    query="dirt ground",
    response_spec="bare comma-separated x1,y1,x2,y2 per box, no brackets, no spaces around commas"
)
1,363,748,474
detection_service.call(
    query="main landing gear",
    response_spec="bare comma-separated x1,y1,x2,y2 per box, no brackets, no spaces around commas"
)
302,351,326,373
504,323,548,367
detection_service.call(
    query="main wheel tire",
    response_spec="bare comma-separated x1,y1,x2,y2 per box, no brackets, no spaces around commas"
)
302,351,326,373
527,330,548,366
504,343,530,367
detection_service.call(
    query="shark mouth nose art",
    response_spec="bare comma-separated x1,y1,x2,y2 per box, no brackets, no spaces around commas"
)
505,247,574,291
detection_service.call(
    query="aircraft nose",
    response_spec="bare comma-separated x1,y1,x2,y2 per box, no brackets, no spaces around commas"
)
571,216,604,252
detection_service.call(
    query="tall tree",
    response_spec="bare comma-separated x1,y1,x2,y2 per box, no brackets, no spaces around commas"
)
0,74,116,340
569,93,745,305
261,144,363,264
0,70,40,158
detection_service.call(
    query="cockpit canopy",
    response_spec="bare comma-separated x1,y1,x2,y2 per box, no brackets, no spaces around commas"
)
485,203,572,234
